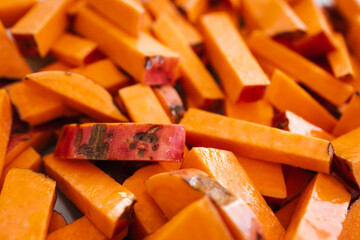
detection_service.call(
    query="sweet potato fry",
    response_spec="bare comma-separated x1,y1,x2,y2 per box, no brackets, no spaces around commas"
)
275,197,300,229
338,198,360,240
48,211,67,234
24,71,128,122
44,154,136,238
174,0,208,23
347,16,360,61
0,168,56,240
0,90,12,179
180,108,333,173
333,92,360,136
51,33,102,67
74,7,179,85
11,0,72,56
152,14,224,108
0,0,37,27
145,169,264,240
40,61,71,71
182,147,285,240
54,123,185,162
247,30,354,106
0,21,31,79
200,12,270,102
153,86,185,123
334,0,360,21
87,0,144,37
266,70,337,132
283,174,350,240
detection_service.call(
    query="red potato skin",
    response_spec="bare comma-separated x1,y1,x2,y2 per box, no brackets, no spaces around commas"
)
144,55,179,86
55,123,185,161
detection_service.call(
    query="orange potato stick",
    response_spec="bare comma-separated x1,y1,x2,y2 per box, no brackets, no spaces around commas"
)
24,71,128,122
200,12,270,103
242,0,307,37
291,0,337,57
0,168,56,240
224,98,274,126
48,211,67,234
275,111,334,141
182,147,285,240
6,82,67,126
40,61,72,71
331,127,360,190
152,14,224,108
4,128,53,167
51,33,102,67
338,198,360,240
266,70,337,132
87,0,144,37
180,108,333,173
275,197,300,229
348,16,360,74
237,156,287,199
141,11,153,33
153,86,185,123
247,30,354,106
334,0,360,21
0,147,41,189
145,169,264,240
143,0,203,49
283,173,350,240
174,0,208,23
284,167,315,202
74,7,179,86
71,59,130,94
145,197,234,240
43,154,136,238
48,216,128,240
327,33,354,80
0,0,37,27
0,90,12,179
333,92,360,136
0,21,31,79
11,0,72,57
122,164,167,240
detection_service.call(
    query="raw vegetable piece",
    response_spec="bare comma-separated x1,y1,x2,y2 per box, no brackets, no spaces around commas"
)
71,59,130,94
6,82,67,126
347,16,360,61
275,197,300,229
153,86,185,123
200,12,270,103
335,0,360,21
275,111,334,141
87,0,144,37
55,123,185,162
331,127,360,190
47,216,128,240
0,0,37,27
24,71,128,122
11,0,72,57
145,196,234,240
48,211,67,234
74,7,179,86
338,198,360,240
180,108,333,173
224,98,273,126
43,154,136,238
0,21,31,79
266,70,337,132
152,15,224,109
40,61,72,71
143,0,203,49
122,164,167,240
4,128,53,167
285,167,315,202
283,173,350,240
327,33,354,80
0,168,56,240
0,90,12,179
51,33,102,67
247,31,354,107
141,11,153,33
242,0,307,37
182,147,285,240
333,92,360,136
291,0,337,57
237,156,287,199
174,0,208,23
0,147,41,189
145,169,264,240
